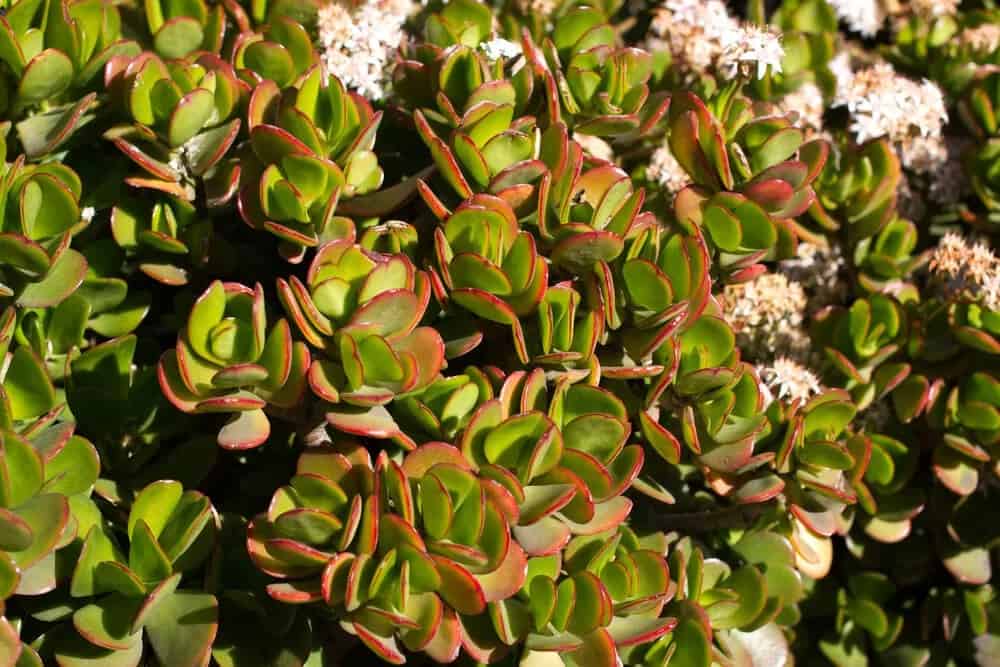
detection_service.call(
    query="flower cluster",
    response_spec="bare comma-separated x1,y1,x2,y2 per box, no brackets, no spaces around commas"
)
722,273,810,362
317,0,412,99
929,232,1000,310
835,63,948,170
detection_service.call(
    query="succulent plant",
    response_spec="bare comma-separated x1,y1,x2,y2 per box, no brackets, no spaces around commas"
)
105,52,245,200
278,238,445,414
811,294,909,409
810,139,901,241
0,0,989,663
0,0,136,140
145,0,226,58
158,280,310,449
0,144,89,309
431,194,547,363
47,479,219,666
665,92,827,261
525,6,669,138
236,68,384,260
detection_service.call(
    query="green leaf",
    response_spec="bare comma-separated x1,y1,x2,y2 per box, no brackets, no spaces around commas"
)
144,589,218,667
167,87,214,147
18,49,73,102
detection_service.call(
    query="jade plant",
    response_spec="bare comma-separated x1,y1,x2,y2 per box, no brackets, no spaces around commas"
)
0,0,992,663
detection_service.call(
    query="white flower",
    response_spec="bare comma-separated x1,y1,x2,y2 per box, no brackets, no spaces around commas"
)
718,24,784,79
779,241,848,312
835,63,947,145
648,0,738,78
317,0,412,101
81,206,95,223
479,38,522,63
960,24,1000,54
909,0,959,20
827,0,885,37
646,145,690,197
778,82,825,132
723,273,809,362
757,357,823,404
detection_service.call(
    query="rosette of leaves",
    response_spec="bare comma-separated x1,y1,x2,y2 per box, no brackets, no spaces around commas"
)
402,47,545,214
145,0,226,58
278,238,445,416
248,66,383,191
853,432,924,545
653,536,785,665
13,288,149,384
455,370,642,555
533,123,648,284
852,217,922,293
231,16,317,88
0,147,89,309
236,68,383,260
431,194,547,364
395,34,534,131
47,480,219,666
667,93,828,261
809,138,902,241
646,311,740,413
422,0,492,48
157,280,311,449
811,294,909,410
0,345,100,609
815,571,904,660
390,368,495,443
105,51,245,202
412,80,542,209
959,64,1000,216
525,282,604,368
762,389,863,580
110,192,219,286
0,0,139,155
614,225,711,366
248,442,529,664
514,526,677,666
923,371,1000,498
525,6,669,138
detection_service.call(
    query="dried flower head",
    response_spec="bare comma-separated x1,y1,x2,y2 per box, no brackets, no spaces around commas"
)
723,273,810,361
718,24,784,80
758,357,824,404
778,82,826,134
647,145,691,197
929,233,1000,310
648,0,739,79
827,0,886,37
317,0,411,100
835,63,948,148
907,0,960,21
959,24,1000,55
904,136,972,206
779,241,849,313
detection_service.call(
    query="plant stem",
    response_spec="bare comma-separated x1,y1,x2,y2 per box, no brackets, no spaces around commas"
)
652,500,778,533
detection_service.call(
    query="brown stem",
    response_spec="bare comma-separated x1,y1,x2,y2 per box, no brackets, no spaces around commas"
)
651,500,778,533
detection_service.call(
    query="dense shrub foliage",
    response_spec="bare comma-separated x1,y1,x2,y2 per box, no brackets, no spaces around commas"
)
0,0,997,664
